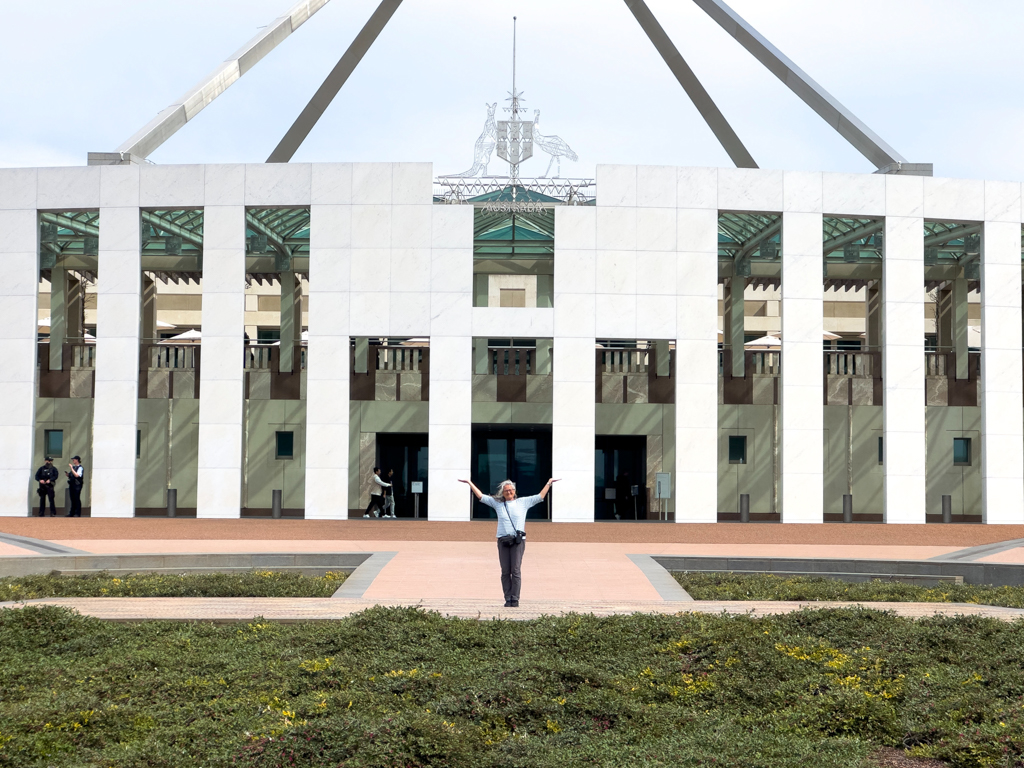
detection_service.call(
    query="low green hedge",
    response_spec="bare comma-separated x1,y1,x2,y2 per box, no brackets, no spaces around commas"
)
0,570,347,600
672,572,1024,608
1,605,1023,767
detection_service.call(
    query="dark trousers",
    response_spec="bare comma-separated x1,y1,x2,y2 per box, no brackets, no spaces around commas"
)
37,487,56,516
497,539,525,604
68,486,82,517
365,495,385,517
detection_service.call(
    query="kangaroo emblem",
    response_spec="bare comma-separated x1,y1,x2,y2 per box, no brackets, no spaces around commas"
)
451,103,497,178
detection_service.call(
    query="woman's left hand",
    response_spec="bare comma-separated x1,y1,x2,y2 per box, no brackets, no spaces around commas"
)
546,478,561,485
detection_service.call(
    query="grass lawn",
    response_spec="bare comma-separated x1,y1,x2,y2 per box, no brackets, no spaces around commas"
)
0,571,347,600
673,572,1024,608
1,606,1023,767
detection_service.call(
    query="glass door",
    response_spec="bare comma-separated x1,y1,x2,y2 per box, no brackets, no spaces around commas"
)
471,427,551,519
594,436,647,520
376,433,429,518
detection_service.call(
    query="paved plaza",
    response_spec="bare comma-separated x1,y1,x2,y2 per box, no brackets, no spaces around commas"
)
2,519,1024,621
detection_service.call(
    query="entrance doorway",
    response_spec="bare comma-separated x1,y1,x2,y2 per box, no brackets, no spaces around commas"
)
376,433,428,518
595,436,647,520
471,426,552,519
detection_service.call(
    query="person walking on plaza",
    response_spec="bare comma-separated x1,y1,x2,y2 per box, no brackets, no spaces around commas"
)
65,456,84,517
383,468,397,519
458,476,560,608
363,467,390,518
34,457,59,517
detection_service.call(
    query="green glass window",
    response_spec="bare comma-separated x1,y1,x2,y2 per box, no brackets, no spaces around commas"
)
878,436,883,465
953,438,971,467
728,435,747,465
276,431,294,460
44,430,63,458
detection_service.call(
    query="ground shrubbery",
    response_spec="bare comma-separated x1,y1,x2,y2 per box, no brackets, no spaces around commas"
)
2,605,1024,767
0,570,347,600
673,572,1024,608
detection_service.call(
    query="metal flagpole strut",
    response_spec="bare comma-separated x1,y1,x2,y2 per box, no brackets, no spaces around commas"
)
494,16,534,198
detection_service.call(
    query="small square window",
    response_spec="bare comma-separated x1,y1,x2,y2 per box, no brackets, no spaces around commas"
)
728,435,747,465
953,437,972,466
877,436,883,465
44,430,63,458
499,289,526,308
276,431,294,460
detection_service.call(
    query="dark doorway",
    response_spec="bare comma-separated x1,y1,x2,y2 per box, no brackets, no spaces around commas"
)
471,426,552,519
376,433,429,518
595,436,647,520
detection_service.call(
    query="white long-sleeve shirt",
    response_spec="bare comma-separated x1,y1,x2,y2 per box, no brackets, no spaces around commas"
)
371,474,391,497
479,494,543,538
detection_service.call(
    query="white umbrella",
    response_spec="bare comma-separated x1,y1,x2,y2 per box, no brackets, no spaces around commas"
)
744,334,781,348
160,328,202,343
157,320,176,329
823,331,841,340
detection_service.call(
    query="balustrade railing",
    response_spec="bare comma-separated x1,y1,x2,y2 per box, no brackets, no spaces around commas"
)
489,347,534,376
245,345,274,370
70,345,96,369
824,351,872,377
925,352,947,377
749,351,781,375
149,345,197,370
599,348,648,374
376,346,423,372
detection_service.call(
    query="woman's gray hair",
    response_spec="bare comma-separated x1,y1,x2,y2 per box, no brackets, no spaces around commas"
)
492,479,516,500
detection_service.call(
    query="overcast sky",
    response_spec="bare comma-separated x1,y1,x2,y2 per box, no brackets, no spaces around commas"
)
2,0,1022,181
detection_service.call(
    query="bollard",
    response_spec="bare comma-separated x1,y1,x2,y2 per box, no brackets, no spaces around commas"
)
739,494,750,523
941,494,952,524
64,488,71,516
842,494,853,523
166,488,177,518
272,490,282,519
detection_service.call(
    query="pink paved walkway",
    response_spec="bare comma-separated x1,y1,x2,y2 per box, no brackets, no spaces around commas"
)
42,539,969,602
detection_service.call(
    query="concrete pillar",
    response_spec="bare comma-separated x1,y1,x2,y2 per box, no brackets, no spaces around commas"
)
881,177,926,524
305,204,350,519
980,212,1024,524
936,284,953,352
473,339,489,375
427,205,474,521
279,270,302,374
196,205,245,518
675,204,719,523
0,204,39,517
49,267,67,370
865,280,881,350
780,210,824,523
723,277,745,377
93,200,142,518
953,276,969,380
141,275,157,342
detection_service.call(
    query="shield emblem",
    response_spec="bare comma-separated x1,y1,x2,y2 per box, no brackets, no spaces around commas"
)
496,120,534,165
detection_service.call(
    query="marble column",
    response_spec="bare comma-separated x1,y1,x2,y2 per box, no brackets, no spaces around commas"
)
93,197,142,518
196,205,246,518
980,189,1024,523
0,202,39,516
882,176,925,524
723,276,745,377
953,276,969,380
305,202,351,519
279,270,302,374
49,267,68,370
780,208,824,523
674,171,718,522
427,205,474,520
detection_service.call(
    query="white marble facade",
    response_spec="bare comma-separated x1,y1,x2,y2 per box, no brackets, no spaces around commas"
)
1,162,1022,523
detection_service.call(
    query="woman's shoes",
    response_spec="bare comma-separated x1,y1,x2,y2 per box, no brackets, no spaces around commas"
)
503,601,519,608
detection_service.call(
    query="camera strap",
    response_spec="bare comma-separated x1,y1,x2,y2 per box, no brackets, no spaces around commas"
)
502,501,523,541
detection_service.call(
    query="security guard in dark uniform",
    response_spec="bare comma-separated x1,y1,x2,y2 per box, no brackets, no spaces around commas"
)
66,456,84,517
34,457,59,516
